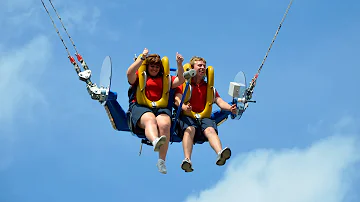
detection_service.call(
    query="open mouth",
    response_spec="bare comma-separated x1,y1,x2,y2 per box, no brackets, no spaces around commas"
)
198,68,205,76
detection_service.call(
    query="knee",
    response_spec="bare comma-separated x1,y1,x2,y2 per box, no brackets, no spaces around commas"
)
204,127,217,136
142,116,157,127
184,126,196,139
158,118,171,131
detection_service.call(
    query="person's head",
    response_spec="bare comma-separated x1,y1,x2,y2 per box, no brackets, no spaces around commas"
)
190,56,207,78
145,54,163,77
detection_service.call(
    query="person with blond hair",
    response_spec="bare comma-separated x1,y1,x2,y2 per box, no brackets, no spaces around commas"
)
175,56,237,172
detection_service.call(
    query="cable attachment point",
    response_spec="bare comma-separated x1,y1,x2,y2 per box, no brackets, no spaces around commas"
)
99,87,109,103
86,83,109,104
76,53,89,70
78,70,92,82
86,84,101,100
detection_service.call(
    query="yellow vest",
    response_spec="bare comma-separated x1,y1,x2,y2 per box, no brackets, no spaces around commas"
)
135,55,171,108
181,63,215,119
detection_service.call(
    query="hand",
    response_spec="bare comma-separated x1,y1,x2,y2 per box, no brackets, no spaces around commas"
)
142,48,149,57
176,52,184,64
230,104,237,114
182,103,192,113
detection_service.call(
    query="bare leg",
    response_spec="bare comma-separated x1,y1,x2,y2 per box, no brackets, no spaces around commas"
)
182,126,196,160
203,127,222,154
138,112,158,142
204,127,231,166
156,114,171,161
180,126,196,172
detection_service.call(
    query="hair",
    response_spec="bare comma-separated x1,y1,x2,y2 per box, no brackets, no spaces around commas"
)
189,56,207,68
189,56,208,80
145,54,164,77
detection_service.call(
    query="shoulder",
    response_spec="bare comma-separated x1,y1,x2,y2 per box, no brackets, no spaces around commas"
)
215,88,220,97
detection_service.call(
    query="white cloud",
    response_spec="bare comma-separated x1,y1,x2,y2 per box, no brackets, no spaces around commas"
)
0,34,51,172
184,121,360,202
0,35,51,123
0,0,102,173
0,0,53,172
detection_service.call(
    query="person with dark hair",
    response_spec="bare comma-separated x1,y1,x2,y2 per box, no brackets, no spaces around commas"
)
126,48,185,174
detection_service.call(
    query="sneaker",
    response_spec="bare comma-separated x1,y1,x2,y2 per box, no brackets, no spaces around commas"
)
216,147,231,166
156,159,167,174
181,158,194,172
152,136,167,152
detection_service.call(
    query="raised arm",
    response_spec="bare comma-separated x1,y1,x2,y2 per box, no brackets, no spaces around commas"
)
171,52,185,88
126,48,148,85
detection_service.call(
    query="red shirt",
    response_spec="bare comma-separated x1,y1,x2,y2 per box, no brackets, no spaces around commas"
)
174,84,183,95
177,79,220,113
130,71,176,103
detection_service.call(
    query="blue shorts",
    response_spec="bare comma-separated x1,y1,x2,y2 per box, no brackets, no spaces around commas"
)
127,102,172,134
177,115,218,143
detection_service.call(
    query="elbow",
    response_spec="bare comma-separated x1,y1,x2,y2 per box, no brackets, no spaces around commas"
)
126,68,132,77
126,71,136,84
178,73,185,83
126,68,134,80
126,72,131,81
179,76,185,83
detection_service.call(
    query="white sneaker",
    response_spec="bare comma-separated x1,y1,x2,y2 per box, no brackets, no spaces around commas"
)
216,147,231,166
152,136,167,152
156,159,167,174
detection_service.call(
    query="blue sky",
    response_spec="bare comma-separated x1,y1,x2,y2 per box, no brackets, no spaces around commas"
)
1,0,360,201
